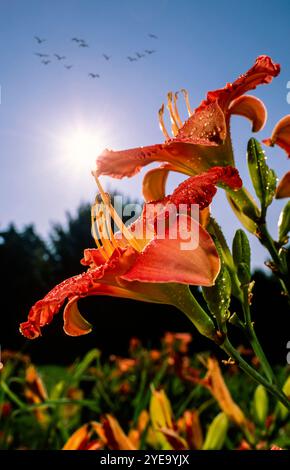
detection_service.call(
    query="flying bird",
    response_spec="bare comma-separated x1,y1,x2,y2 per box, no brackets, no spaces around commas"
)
34,36,46,44
136,52,145,59
88,73,100,78
41,60,51,65
64,65,73,69
102,54,111,60
79,41,89,47
145,49,156,54
71,37,82,42
148,33,158,39
127,56,137,62
34,52,49,58
54,54,66,60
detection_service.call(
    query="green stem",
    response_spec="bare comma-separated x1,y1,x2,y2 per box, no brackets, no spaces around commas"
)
176,287,221,343
221,338,290,411
241,285,276,385
258,223,290,298
0,381,26,409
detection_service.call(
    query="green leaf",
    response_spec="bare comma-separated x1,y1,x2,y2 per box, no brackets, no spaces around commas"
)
278,200,290,245
253,385,269,426
203,260,231,326
202,412,229,450
247,138,277,210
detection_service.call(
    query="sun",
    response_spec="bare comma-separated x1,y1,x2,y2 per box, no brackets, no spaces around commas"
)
61,127,105,171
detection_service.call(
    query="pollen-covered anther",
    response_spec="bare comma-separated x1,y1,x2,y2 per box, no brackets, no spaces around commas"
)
181,88,192,116
91,199,115,260
167,92,180,136
173,92,183,127
158,104,171,140
92,172,143,253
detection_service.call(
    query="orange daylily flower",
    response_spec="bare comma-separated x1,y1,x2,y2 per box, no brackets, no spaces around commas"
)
63,415,139,450
62,422,104,450
95,55,279,202
263,115,290,198
263,115,290,157
24,365,48,424
199,357,251,431
20,166,241,341
276,171,290,199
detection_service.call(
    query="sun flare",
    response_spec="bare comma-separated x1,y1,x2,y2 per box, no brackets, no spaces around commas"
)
59,126,106,172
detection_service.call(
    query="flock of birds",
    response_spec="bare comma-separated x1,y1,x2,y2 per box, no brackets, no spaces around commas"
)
33,34,158,79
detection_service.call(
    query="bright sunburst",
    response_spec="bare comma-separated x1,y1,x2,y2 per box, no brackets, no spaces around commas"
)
60,127,105,171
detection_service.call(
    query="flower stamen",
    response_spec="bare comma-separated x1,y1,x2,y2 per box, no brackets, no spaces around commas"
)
92,172,143,253
167,92,180,136
91,200,112,260
181,88,192,116
173,92,183,127
158,104,171,140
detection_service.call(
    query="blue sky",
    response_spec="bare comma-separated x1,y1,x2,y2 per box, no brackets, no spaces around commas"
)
1,0,290,268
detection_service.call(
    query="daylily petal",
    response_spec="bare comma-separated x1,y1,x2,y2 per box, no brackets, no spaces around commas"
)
121,215,220,286
175,101,227,144
276,171,290,199
167,166,242,210
102,415,137,450
197,55,280,113
228,95,267,132
200,207,210,228
19,249,137,339
19,268,106,339
96,140,219,179
63,424,90,450
63,296,92,336
142,165,170,202
263,115,290,157
96,57,279,183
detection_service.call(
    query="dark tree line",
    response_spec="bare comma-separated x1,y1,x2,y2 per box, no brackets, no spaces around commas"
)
0,201,289,364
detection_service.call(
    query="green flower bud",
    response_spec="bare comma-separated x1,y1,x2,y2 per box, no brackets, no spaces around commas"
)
202,412,229,450
253,385,269,425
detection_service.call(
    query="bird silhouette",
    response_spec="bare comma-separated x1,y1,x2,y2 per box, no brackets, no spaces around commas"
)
145,49,156,54
148,33,158,39
127,56,137,62
102,54,111,61
34,52,49,58
34,36,46,44
64,65,73,69
88,73,100,78
71,37,82,42
136,52,145,59
54,54,66,60
79,41,89,47
41,60,51,65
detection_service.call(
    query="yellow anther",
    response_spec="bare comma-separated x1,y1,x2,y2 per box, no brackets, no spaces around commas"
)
158,104,171,140
92,172,142,253
91,203,109,259
181,89,192,116
173,92,183,127
166,92,180,136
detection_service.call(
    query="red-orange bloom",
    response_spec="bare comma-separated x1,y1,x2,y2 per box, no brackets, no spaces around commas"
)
263,115,290,157
95,56,279,202
263,115,290,199
19,166,241,340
